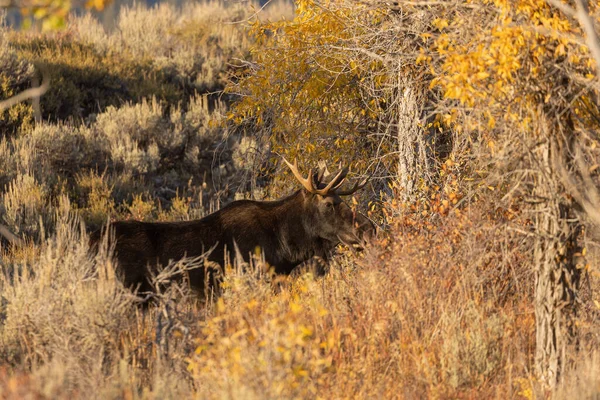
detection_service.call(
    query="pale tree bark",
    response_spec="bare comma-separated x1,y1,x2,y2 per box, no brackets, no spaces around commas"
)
532,125,583,386
536,0,600,386
0,68,48,113
396,74,426,201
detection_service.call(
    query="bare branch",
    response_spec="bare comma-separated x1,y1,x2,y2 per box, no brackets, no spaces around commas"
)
555,143,600,226
325,45,388,63
543,0,600,227
0,224,23,246
545,0,600,72
0,67,49,113
573,0,600,74
545,0,577,19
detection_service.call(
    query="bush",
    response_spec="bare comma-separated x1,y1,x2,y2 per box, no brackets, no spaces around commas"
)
0,213,138,395
0,23,34,137
5,0,600,397
181,199,535,398
1,173,50,239
4,1,270,131
11,34,188,124
0,91,236,231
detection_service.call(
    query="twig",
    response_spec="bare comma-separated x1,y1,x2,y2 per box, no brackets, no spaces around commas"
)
0,66,49,113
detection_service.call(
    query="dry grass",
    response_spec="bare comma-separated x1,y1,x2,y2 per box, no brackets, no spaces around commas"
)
1,190,599,398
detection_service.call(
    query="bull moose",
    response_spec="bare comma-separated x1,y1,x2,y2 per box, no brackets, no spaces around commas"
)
0,158,375,293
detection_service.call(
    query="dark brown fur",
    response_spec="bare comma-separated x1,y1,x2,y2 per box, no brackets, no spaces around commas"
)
91,189,374,294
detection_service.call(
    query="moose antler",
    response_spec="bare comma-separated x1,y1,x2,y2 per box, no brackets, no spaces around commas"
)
335,177,370,196
315,166,348,194
282,157,316,193
282,157,368,196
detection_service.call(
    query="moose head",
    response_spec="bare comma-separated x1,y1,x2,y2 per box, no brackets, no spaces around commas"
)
282,157,374,252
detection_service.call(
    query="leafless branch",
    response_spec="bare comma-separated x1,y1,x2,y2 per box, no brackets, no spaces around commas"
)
545,0,600,74
0,224,23,246
544,0,600,227
545,0,577,19
573,0,600,73
555,142,600,226
0,66,49,113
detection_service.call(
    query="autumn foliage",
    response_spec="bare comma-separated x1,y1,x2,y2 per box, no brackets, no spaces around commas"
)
1,0,600,398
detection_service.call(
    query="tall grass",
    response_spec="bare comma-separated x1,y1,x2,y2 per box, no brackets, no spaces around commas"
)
3,196,590,398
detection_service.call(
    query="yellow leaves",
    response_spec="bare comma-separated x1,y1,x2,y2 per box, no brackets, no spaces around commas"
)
475,71,490,81
289,300,302,314
216,298,226,314
432,18,449,30
585,57,597,71
416,49,431,65
293,365,309,377
515,376,535,400
432,21,526,108
245,299,259,310
442,111,458,126
33,7,48,19
300,325,314,339
19,0,112,30
429,2,572,137
436,33,451,53
188,272,339,396
568,53,580,64
488,140,496,155
295,0,320,18
85,0,110,11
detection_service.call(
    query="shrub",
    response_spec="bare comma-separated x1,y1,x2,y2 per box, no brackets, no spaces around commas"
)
5,1,276,130
74,170,115,229
0,92,235,230
94,100,165,175
0,173,50,238
0,213,138,394
183,198,534,398
0,22,34,137
11,34,188,124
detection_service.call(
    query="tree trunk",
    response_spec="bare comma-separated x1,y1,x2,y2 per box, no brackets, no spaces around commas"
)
396,75,426,201
532,136,583,386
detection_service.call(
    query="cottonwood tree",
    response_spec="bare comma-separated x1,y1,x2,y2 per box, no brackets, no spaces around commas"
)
229,0,437,200
419,0,600,386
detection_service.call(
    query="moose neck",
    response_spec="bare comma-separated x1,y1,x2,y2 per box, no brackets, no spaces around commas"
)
272,190,326,269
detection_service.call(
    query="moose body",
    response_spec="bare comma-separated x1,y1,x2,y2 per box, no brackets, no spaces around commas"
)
96,190,342,293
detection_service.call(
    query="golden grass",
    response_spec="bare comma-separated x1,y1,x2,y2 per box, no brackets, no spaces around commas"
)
1,199,596,398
